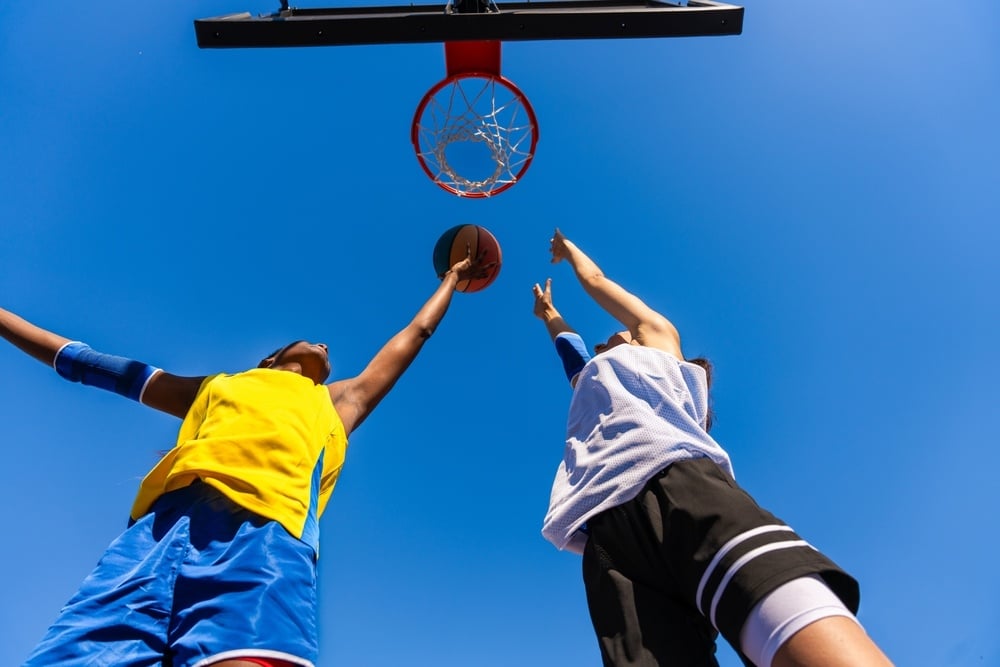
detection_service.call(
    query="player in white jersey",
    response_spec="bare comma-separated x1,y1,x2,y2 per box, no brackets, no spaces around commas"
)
531,229,892,667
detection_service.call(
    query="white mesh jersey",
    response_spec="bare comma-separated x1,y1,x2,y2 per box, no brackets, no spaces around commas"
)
542,344,735,554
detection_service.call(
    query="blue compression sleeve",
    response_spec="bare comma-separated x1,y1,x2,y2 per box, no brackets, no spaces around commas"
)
554,332,592,386
54,342,160,402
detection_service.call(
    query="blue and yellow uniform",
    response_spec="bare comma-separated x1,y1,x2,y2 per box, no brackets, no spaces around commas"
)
24,368,347,667
134,368,347,556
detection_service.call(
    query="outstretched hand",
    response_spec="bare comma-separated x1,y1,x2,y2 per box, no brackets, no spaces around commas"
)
532,278,556,320
447,243,497,285
549,228,573,264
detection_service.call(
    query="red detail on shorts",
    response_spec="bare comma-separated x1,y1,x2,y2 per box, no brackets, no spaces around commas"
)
236,659,299,667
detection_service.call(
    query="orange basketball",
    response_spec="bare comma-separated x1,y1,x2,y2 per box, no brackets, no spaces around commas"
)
432,224,503,293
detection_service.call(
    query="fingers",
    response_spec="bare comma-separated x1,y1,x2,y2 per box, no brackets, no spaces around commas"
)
532,279,553,300
450,243,476,273
549,230,567,264
462,242,489,267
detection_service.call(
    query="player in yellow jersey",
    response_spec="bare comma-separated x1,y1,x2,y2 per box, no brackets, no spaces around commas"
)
3,253,488,667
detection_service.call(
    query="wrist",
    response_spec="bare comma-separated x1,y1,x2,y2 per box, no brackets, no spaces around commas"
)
540,307,560,322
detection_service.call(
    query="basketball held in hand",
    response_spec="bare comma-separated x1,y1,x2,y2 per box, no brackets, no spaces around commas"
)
433,224,503,293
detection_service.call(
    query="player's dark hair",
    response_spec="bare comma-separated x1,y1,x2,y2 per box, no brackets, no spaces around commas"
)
258,341,306,368
258,347,282,368
686,356,715,432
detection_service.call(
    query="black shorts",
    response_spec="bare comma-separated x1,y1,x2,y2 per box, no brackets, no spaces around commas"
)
581,457,859,667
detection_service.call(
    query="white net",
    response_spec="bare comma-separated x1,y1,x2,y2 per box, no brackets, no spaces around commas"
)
414,74,537,198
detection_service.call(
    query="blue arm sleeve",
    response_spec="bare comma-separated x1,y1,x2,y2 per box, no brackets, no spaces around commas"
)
554,332,592,387
54,342,161,402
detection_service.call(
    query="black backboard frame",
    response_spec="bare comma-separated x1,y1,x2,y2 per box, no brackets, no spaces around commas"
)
194,0,743,48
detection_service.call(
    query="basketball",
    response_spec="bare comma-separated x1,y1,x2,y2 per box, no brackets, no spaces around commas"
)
432,224,503,293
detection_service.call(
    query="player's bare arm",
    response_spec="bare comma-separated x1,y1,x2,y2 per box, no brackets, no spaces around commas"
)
0,305,204,419
0,306,72,365
140,373,208,419
532,278,594,387
532,278,577,341
549,229,682,358
329,254,483,435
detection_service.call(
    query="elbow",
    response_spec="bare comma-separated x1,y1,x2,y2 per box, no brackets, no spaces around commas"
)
580,269,606,287
414,322,436,341
648,317,680,341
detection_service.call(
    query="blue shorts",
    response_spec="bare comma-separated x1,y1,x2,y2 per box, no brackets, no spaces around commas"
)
23,481,319,667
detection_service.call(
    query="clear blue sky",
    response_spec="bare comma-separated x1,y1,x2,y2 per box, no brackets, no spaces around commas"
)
2,1,998,665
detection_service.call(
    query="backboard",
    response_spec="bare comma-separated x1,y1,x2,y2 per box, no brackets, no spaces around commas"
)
194,0,743,48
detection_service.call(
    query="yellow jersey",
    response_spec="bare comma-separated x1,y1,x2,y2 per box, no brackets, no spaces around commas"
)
130,368,348,555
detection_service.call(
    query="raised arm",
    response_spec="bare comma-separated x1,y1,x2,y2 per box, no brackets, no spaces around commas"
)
532,278,575,341
549,229,682,358
329,255,485,435
532,278,592,387
0,306,204,419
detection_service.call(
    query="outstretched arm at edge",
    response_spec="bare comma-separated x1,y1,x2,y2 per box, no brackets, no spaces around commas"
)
549,229,683,358
0,306,205,419
329,255,484,435
0,306,71,366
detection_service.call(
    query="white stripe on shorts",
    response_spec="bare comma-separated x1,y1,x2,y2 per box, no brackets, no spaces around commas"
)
696,525,794,617
708,539,817,629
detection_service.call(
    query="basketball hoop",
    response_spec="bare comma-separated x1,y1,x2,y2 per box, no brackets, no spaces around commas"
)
412,41,539,198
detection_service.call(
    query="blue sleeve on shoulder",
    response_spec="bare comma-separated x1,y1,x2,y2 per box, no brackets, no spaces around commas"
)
554,332,592,386
55,342,160,402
